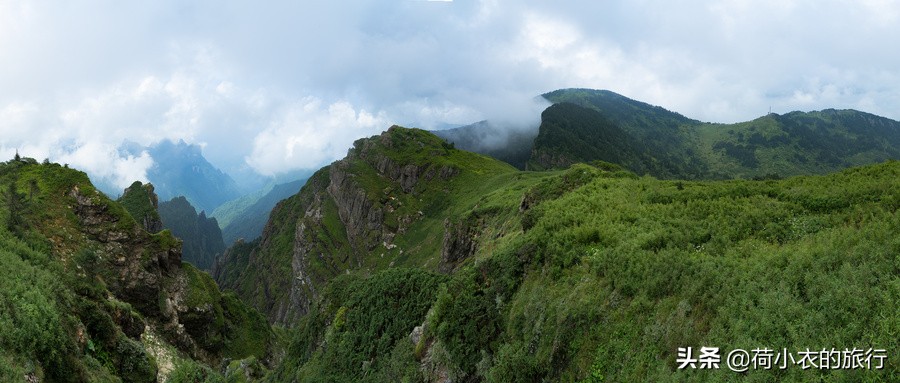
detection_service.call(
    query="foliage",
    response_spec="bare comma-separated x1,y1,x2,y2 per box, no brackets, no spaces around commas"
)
271,268,446,382
528,102,661,175
474,160,898,381
268,150,899,381
213,126,889,382
166,359,225,383
0,158,274,382
213,127,536,325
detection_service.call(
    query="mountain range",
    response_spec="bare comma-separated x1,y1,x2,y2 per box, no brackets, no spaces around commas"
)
117,140,242,214
2,88,898,381
439,89,900,181
0,157,272,382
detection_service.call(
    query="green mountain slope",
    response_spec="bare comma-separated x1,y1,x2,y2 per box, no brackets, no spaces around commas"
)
535,89,900,179
268,159,900,382
158,196,227,271
0,157,273,382
527,102,664,174
213,126,547,325
209,124,898,381
118,181,163,233
212,178,308,245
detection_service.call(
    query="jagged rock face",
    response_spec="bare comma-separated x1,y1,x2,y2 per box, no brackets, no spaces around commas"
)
327,160,385,253
71,186,174,299
439,216,483,273
68,185,211,361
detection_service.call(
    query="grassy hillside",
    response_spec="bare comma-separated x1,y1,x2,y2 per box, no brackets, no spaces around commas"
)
118,181,162,233
527,102,664,174
270,159,899,382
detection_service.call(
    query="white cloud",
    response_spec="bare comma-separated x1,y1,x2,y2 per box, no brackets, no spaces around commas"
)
246,98,390,175
3,0,900,184
53,142,154,190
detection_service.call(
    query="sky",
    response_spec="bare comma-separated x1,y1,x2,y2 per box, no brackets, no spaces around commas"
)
2,0,899,190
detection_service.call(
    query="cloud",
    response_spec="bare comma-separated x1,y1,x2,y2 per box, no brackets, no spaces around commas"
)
53,143,154,191
3,0,900,184
247,98,390,175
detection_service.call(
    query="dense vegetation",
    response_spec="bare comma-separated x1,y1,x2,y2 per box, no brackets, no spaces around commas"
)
271,158,899,382
118,181,163,232
158,196,226,271
213,126,541,325
271,268,447,382
5,88,900,382
0,157,273,382
210,123,899,381
527,102,662,174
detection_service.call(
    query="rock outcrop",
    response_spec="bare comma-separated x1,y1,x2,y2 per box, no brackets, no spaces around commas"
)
439,216,483,273
68,184,271,366
118,181,164,233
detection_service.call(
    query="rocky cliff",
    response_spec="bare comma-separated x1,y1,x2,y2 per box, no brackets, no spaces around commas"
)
0,160,272,381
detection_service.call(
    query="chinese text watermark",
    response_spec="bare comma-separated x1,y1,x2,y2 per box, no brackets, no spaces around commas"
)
677,347,887,372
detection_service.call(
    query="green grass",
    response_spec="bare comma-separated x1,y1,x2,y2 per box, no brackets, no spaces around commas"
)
274,157,899,382
427,160,900,382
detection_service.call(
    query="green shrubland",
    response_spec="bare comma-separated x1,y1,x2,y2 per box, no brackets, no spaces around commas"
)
276,158,899,382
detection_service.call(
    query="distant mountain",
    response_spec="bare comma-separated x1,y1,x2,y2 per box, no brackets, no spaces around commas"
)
432,120,536,170
527,102,662,174
211,178,307,245
532,88,900,179
121,139,242,213
158,196,226,271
